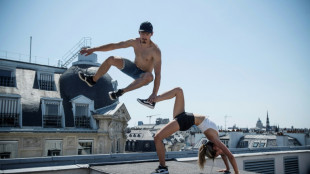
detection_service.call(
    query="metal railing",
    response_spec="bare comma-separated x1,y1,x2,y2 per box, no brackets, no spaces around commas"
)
0,113,19,127
75,115,90,128
59,37,92,67
43,115,62,128
0,50,58,66
1,37,91,68
0,76,16,87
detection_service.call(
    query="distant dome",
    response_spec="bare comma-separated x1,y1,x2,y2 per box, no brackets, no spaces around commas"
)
59,53,117,127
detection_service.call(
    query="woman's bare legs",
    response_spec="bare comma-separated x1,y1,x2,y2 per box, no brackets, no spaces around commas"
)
153,87,185,117
154,120,180,167
153,87,185,167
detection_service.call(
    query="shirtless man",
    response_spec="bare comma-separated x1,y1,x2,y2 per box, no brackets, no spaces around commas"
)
78,21,161,108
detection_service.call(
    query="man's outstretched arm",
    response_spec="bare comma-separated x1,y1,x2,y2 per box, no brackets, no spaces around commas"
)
80,39,135,56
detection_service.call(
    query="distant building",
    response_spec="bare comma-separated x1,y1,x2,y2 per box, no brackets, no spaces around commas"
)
256,118,264,130
126,130,155,152
0,54,130,159
237,134,301,148
127,118,201,152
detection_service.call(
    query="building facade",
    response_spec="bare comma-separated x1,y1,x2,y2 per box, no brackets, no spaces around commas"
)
0,54,130,159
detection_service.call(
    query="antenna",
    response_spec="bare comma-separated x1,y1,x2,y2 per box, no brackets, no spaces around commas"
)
224,115,232,131
29,36,32,63
146,114,160,124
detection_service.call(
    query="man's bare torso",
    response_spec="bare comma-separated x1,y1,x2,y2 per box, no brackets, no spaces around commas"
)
131,38,160,72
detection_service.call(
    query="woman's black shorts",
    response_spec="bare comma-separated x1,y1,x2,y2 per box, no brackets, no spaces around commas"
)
174,112,195,131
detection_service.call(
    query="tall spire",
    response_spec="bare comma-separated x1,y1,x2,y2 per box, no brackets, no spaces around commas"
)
266,111,270,131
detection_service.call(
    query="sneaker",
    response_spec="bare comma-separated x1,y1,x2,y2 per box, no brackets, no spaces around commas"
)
151,165,169,174
78,71,96,87
137,98,156,109
109,89,124,100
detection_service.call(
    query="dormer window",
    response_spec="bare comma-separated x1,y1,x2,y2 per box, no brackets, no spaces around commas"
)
41,98,64,128
0,68,15,87
75,103,90,128
0,94,21,127
70,95,96,129
37,72,55,91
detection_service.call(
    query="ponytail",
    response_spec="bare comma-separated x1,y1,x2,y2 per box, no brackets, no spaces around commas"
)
198,144,207,169
198,141,216,170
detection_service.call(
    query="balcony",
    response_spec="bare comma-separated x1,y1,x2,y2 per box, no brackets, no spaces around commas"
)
0,113,19,127
75,116,90,128
43,115,62,128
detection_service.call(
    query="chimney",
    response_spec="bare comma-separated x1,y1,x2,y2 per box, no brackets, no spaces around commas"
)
276,135,289,147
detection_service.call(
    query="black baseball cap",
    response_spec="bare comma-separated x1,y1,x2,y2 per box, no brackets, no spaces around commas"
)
139,21,153,33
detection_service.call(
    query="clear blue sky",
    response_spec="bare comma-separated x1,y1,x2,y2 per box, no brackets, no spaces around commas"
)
1,0,309,129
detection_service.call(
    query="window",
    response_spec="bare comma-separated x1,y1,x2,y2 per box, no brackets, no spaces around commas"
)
38,73,55,91
78,140,93,155
131,141,135,151
0,152,11,159
0,141,18,159
240,141,249,148
45,140,62,156
116,139,120,153
75,103,90,128
42,99,63,128
221,140,229,147
0,96,21,127
70,95,95,129
259,143,265,147
0,69,15,87
47,150,61,156
253,142,259,147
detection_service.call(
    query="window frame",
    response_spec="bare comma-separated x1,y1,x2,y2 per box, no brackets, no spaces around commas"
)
78,139,93,155
36,71,56,91
70,95,96,129
0,94,22,127
0,66,16,87
45,139,63,157
41,98,64,128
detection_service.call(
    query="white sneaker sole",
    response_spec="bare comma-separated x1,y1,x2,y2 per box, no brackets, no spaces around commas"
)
109,91,116,100
78,72,94,87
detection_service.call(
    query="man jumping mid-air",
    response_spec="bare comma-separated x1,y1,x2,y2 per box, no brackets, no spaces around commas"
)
78,21,161,109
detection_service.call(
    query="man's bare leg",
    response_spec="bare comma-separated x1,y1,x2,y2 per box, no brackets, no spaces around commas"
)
122,72,153,94
93,56,123,82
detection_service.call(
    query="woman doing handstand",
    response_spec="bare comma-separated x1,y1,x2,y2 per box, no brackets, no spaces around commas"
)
150,87,239,174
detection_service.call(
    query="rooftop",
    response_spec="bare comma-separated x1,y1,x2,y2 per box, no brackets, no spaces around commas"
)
1,147,309,174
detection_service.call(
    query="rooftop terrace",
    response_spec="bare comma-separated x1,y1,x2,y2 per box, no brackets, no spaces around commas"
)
1,146,309,174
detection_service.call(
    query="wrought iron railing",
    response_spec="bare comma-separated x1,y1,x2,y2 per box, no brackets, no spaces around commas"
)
75,116,90,128
0,76,15,87
38,80,55,91
0,113,19,127
43,115,62,128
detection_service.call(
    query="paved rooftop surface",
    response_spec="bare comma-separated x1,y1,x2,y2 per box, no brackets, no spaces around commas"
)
90,160,256,174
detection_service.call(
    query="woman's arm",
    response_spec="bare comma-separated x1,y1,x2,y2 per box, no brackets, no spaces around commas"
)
206,130,239,174
219,154,230,172
214,139,238,174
